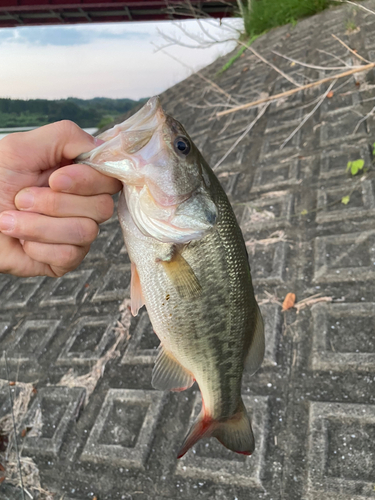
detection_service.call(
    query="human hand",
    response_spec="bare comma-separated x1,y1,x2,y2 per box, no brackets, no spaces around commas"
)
0,121,122,277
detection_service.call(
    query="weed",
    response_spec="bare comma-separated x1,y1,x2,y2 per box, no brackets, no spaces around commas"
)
237,0,333,38
346,159,364,175
341,195,350,205
346,20,357,32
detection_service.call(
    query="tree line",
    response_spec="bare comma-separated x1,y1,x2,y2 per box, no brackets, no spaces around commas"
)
0,97,148,129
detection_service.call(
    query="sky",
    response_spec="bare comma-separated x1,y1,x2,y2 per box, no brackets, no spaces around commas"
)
0,18,242,101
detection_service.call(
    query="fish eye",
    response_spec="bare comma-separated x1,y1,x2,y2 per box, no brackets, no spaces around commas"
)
174,136,191,156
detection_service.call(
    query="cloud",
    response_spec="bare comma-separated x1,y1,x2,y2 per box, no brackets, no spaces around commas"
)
0,25,149,46
0,19,240,101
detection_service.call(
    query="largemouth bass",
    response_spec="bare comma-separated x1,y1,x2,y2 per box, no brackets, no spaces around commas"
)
76,96,264,458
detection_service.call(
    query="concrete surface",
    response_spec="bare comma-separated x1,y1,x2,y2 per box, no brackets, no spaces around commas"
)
1,2,375,499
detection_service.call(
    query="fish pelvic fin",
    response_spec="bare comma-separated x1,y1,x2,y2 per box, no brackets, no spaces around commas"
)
130,262,145,316
177,399,255,459
152,346,195,392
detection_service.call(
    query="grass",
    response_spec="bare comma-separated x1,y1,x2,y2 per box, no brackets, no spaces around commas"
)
237,0,334,38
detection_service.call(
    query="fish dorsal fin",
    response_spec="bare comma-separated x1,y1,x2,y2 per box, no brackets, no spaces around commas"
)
131,262,145,316
152,346,195,392
161,250,202,299
244,304,265,376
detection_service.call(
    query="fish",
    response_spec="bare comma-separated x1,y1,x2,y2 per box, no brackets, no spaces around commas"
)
76,96,265,458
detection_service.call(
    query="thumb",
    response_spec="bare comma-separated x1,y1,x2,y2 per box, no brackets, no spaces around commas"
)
4,120,100,173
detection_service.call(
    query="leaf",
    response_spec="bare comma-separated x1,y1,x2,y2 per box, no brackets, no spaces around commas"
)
300,209,308,215
347,159,364,175
372,142,375,156
341,195,350,205
282,292,296,311
351,159,364,175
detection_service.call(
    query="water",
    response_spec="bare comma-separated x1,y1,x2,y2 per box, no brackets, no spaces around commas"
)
0,126,98,140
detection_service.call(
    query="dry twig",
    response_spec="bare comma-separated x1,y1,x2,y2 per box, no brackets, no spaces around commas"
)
213,103,270,170
0,379,56,499
353,103,375,133
280,79,337,149
316,48,351,67
271,49,358,71
333,0,375,17
294,294,333,313
331,34,371,64
258,290,282,306
237,41,302,88
245,230,287,249
158,48,240,105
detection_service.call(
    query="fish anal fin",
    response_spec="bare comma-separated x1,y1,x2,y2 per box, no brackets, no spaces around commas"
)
160,251,202,299
245,303,265,376
131,262,145,316
152,346,195,392
177,414,215,459
177,399,254,459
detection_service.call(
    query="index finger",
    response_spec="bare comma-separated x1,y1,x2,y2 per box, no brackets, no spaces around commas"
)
49,163,122,196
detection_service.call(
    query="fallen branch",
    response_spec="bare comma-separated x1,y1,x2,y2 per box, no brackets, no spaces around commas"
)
331,34,371,64
280,79,337,149
217,62,375,117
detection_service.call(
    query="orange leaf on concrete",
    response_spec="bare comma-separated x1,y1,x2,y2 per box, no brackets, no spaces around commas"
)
282,292,296,311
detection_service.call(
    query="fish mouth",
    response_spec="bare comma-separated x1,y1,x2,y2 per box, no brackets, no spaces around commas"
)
76,96,165,167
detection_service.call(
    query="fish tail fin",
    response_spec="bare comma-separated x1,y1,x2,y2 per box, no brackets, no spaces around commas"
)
177,399,254,459
213,400,255,456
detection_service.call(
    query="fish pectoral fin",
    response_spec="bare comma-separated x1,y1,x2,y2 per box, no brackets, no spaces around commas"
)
244,303,265,376
177,400,254,459
131,262,145,316
160,250,202,299
152,346,195,392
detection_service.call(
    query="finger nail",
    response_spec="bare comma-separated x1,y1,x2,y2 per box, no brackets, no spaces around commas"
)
16,190,34,210
55,174,72,192
0,213,15,232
